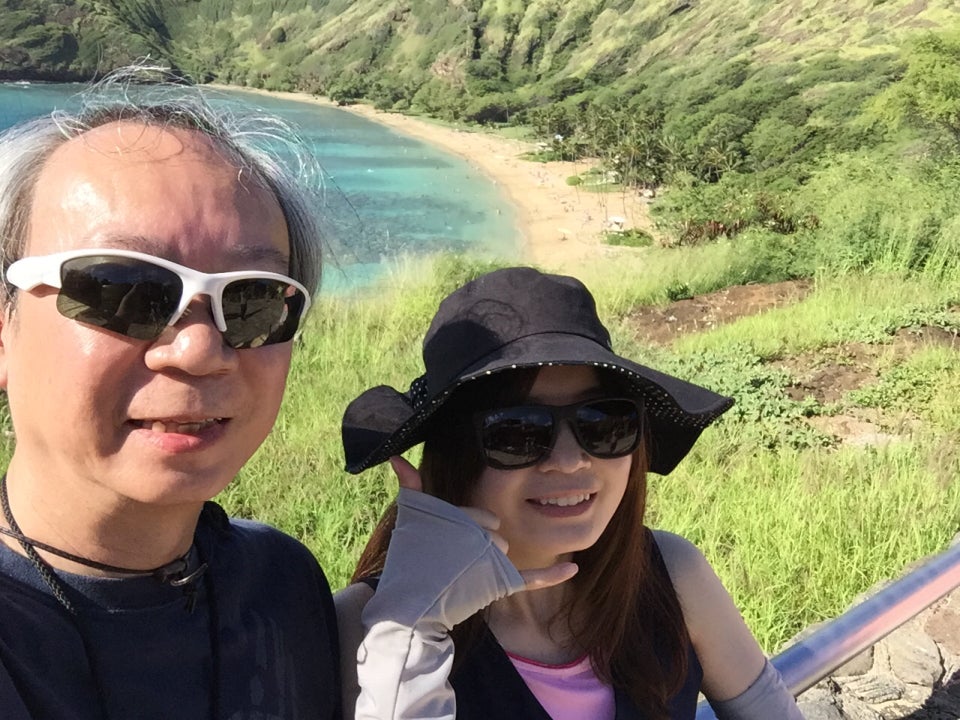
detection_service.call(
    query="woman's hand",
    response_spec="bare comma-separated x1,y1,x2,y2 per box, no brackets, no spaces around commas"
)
353,456,573,720
389,456,578,592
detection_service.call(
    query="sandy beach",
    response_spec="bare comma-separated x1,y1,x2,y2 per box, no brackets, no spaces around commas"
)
229,87,653,271
340,104,657,270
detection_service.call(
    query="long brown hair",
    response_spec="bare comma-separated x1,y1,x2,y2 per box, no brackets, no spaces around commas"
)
351,367,690,718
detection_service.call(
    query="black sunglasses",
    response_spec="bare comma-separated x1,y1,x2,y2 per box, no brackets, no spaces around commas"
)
6,250,311,349
476,397,642,470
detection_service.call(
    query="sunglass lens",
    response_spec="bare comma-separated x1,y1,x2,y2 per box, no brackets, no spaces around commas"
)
575,399,641,458
481,407,555,469
221,279,306,349
58,257,180,340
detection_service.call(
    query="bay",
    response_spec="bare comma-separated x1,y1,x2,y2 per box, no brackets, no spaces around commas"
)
0,82,520,291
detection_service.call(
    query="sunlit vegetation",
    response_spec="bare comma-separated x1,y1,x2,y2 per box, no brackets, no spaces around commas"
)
3,0,960,653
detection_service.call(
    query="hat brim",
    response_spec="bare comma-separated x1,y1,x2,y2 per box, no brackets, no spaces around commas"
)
342,333,733,476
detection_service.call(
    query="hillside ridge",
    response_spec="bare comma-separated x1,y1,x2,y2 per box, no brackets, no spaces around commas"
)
1,0,954,92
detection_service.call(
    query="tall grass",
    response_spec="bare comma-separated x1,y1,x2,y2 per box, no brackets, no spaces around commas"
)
802,153,960,280
652,439,960,650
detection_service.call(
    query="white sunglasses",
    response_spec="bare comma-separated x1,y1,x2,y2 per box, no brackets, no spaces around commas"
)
6,249,312,349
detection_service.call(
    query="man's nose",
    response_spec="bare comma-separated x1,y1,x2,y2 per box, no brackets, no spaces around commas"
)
143,298,239,375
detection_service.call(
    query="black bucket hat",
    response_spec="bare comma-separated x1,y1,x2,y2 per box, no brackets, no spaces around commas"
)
342,266,734,475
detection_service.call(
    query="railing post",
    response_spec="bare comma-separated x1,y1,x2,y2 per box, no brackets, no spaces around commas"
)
695,541,960,720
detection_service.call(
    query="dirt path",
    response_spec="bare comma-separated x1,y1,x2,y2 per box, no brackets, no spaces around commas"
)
626,278,959,447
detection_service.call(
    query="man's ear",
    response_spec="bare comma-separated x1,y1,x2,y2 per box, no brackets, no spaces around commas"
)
0,304,12,391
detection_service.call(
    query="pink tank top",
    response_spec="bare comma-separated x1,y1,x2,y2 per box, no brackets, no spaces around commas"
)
507,652,615,720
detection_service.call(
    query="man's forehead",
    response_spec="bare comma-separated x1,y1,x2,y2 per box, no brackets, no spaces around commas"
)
27,120,290,266
52,120,225,167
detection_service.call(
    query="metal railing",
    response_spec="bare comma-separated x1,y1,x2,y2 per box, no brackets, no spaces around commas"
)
695,540,960,719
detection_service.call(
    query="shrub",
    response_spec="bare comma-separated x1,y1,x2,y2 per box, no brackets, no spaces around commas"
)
328,74,368,106
463,91,525,124
528,103,579,140
746,119,810,170
696,114,753,154
369,75,418,111
0,9,40,37
549,76,586,101
603,229,654,247
870,30,960,145
665,280,692,301
17,23,78,66
411,80,467,120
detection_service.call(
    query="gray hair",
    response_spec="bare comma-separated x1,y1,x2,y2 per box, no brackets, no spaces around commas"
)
0,64,324,307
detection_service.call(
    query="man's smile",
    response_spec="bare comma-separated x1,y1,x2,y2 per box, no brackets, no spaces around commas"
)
134,418,226,434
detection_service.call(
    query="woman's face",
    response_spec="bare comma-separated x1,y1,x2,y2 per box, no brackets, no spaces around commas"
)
468,365,633,570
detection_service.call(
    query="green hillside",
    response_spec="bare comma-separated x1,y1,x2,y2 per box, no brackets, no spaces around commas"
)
1,1,954,93
0,0,146,80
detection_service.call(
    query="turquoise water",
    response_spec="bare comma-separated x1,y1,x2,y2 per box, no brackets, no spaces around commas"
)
0,82,520,291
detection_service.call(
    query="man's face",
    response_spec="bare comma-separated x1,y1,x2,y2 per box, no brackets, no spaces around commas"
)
0,121,296,509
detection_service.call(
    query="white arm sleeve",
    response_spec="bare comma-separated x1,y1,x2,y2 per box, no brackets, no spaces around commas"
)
710,659,803,720
355,488,526,720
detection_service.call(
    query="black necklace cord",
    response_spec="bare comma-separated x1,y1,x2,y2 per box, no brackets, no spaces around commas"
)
0,474,110,719
0,473,221,719
0,475,209,612
1,474,78,614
